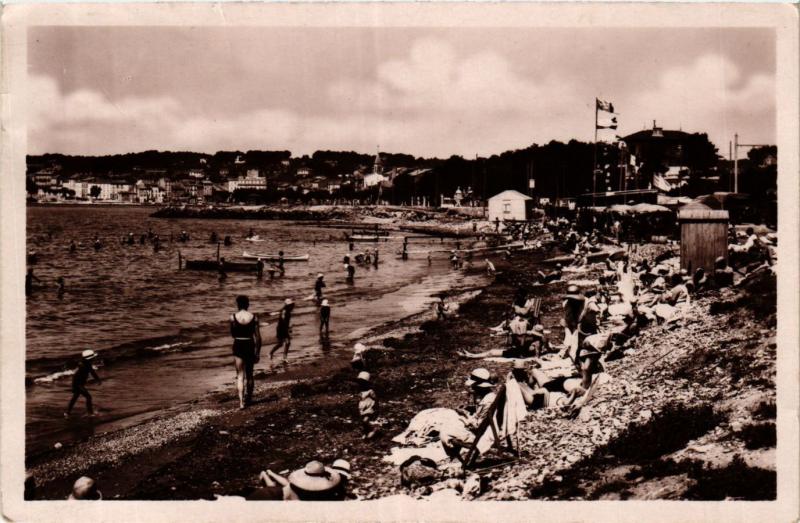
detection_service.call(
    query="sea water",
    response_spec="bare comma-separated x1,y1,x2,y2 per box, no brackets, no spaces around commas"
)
25,205,487,457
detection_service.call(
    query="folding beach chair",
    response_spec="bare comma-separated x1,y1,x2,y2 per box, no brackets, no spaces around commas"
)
528,297,543,323
460,384,518,469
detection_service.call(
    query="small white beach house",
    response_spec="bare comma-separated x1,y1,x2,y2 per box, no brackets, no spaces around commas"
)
487,190,533,222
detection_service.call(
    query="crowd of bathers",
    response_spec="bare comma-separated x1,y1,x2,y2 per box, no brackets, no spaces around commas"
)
39,218,777,501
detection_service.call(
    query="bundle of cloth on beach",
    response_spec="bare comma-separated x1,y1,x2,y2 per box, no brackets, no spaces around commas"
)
386,376,528,466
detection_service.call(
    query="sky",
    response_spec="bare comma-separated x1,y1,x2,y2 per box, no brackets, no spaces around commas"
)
28,27,776,158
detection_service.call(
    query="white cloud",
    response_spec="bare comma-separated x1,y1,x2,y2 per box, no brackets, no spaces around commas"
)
624,54,775,148
27,42,774,157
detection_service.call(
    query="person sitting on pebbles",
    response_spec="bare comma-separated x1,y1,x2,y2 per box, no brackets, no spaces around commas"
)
459,322,548,359
511,360,590,415
356,371,379,439
440,368,498,459
249,461,345,501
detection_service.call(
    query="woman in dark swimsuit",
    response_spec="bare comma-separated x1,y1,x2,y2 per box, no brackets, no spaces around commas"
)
230,295,262,409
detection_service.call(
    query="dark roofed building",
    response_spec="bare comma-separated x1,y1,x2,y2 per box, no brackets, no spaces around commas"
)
623,121,691,169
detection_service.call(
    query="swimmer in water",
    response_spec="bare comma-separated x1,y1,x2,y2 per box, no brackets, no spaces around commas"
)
230,295,262,409
64,350,102,417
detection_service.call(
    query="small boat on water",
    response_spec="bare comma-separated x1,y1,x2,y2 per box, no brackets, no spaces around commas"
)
241,251,310,262
346,234,393,242
244,236,266,243
183,259,260,272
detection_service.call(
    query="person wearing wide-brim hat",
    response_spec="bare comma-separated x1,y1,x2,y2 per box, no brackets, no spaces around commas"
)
67,476,102,500
254,461,343,501
287,461,343,500
330,459,353,499
441,369,498,459
64,350,102,418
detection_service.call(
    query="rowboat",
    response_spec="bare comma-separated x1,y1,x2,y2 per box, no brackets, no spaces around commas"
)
241,251,310,262
183,259,260,272
346,234,393,242
244,236,266,243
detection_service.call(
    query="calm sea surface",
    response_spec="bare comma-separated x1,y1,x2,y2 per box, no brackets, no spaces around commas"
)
26,205,487,456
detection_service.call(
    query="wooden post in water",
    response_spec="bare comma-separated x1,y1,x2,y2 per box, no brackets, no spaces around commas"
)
178,251,182,270
216,242,221,262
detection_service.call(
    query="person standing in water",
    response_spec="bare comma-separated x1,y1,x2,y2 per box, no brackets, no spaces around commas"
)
69,240,77,253
25,268,41,296
319,299,331,336
56,277,65,299
270,298,295,361
230,295,262,409
345,263,355,283
277,251,285,276
314,273,326,302
64,350,102,417
218,257,228,281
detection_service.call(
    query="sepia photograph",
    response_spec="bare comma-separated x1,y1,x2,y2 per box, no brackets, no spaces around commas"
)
1,2,798,521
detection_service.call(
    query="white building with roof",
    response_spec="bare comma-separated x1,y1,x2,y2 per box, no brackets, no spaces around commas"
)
487,190,533,222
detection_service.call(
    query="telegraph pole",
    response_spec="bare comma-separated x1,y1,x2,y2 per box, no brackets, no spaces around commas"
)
733,133,738,193
593,103,598,205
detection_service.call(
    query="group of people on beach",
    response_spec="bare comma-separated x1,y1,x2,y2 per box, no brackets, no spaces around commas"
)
40,212,779,500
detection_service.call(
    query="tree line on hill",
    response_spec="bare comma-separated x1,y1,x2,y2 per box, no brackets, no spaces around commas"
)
27,137,776,204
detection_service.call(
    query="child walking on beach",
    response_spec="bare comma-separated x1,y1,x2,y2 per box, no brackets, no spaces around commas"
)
64,350,102,417
356,371,379,439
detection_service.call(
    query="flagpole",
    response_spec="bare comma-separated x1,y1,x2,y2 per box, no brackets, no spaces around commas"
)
593,100,598,206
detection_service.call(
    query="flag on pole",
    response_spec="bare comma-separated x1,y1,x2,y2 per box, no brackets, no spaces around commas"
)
596,98,615,113
596,115,617,129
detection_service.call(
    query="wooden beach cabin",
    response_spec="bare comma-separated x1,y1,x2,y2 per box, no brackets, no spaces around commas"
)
488,190,533,223
678,203,729,274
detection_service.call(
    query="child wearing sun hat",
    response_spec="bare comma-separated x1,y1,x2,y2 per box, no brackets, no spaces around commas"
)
356,371,379,440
